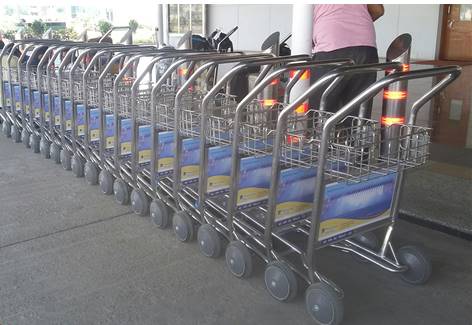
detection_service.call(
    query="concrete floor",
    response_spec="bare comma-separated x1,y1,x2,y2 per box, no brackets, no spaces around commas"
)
0,134,471,325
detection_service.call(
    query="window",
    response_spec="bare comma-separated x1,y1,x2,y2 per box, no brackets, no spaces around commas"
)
168,4,204,35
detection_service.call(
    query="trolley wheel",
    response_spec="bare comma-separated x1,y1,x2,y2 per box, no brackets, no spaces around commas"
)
305,282,344,325
84,161,99,185
225,241,253,278
21,129,30,148
397,245,432,285
113,178,130,205
197,224,223,258
150,199,171,228
351,232,379,263
2,120,11,137
30,134,40,153
50,143,61,164
60,149,72,171
99,170,114,195
40,138,51,159
172,211,194,242
264,261,298,302
71,154,84,177
11,124,21,143
131,188,150,216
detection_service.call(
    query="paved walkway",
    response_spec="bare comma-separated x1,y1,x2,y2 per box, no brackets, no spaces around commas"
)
0,134,471,325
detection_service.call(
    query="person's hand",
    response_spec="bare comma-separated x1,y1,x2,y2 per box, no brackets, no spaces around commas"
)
367,4,384,21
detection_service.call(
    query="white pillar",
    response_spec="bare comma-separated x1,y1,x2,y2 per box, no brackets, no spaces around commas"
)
162,4,170,46
290,4,313,108
156,4,164,46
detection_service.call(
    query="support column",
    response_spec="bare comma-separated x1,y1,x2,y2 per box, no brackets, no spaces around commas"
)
290,4,313,111
156,4,164,47
162,4,170,46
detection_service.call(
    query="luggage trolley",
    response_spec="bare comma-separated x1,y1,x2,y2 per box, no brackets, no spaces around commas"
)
10,40,68,146
22,40,77,153
138,52,279,224
37,42,80,159
53,43,135,170
170,55,323,246
79,46,161,185
46,42,145,164
62,44,159,177
162,54,287,229
125,52,264,214
45,42,91,163
100,50,209,204
1,41,22,137
187,59,353,259
0,40,37,142
225,62,460,324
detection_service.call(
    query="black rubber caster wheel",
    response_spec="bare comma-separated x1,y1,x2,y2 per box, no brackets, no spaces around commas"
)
99,170,114,195
150,199,171,228
50,143,61,164
398,245,432,285
172,211,194,242
225,241,253,278
71,154,84,177
21,129,30,148
60,149,72,171
305,282,344,325
40,138,51,159
30,134,40,153
264,261,298,302
84,161,99,185
11,124,21,143
2,120,11,137
131,188,149,216
197,224,223,258
351,232,379,263
113,178,130,205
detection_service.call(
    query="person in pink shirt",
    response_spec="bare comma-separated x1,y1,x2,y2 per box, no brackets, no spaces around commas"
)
310,4,384,118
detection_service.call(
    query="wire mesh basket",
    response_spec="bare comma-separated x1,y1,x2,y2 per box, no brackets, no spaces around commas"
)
135,85,153,124
234,99,286,156
155,87,178,131
85,71,113,107
29,72,39,89
40,74,49,93
205,93,239,145
279,109,431,184
8,68,19,84
178,90,206,137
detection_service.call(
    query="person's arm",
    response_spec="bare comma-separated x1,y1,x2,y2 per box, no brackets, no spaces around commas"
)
367,4,384,21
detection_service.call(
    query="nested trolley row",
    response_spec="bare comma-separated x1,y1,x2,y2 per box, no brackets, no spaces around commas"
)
0,39,461,325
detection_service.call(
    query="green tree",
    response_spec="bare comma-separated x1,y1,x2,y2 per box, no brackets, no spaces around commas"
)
1,29,16,40
53,28,78,41
128,19,139,33
29,20,46,37
98,20,113,35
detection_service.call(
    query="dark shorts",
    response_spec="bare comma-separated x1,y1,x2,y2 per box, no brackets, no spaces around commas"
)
309,45,379,119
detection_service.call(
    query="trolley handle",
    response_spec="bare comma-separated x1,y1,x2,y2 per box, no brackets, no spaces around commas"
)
149,52,248,102
216,26,239,52
201,54,313,117
175,53,274,101
99,26,131,43
234,58,352,120
407,72,459,125
129,50,211,94
280,33,292,45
